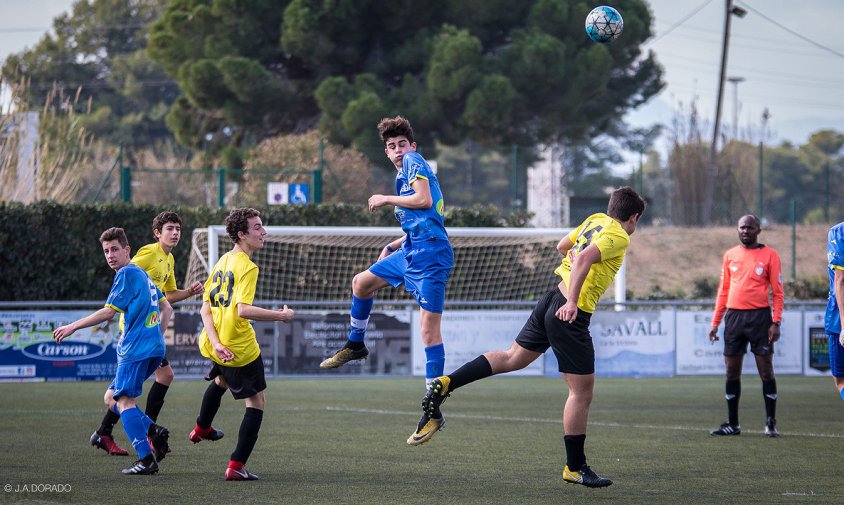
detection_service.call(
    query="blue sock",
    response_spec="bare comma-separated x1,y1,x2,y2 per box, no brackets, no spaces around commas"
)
120,407,152,458
425,343,446,384
840,388,844,401
348,295,374,343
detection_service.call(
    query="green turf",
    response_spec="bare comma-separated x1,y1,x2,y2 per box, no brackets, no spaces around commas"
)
1,376,842,505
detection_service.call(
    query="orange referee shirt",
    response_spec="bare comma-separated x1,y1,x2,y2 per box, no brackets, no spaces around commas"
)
711,244,784,328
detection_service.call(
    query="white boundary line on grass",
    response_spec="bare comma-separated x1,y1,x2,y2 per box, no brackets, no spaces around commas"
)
325,406,844,439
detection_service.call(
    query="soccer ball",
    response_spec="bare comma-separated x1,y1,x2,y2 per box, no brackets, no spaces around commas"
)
585,6,623,43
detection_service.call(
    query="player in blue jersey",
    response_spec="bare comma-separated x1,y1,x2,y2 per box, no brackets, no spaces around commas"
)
826,221,844,399
319,116,454,409
53,227,173,475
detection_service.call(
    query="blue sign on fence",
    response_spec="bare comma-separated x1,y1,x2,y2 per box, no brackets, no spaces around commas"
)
289,183,309,205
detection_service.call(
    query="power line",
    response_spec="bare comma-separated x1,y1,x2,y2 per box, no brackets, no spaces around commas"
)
736,0,844,59
645,0,716,46
657,51,844,87
653,24,844,58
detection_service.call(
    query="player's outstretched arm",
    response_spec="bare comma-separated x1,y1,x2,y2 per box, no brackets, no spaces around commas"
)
165,281,204,304
53,307,117,343
237,303,294,323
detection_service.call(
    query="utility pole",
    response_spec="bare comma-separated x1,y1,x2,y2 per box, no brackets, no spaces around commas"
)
703,0,746,225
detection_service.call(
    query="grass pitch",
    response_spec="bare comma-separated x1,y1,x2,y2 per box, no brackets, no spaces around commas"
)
1,376,842,505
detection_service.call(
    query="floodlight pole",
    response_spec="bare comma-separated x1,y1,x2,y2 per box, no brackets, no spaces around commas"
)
703,0,746,224
727,76,745,140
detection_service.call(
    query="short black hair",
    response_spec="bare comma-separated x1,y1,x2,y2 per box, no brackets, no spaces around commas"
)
152,211,182,234
225,208,261,243
99,227,128,248
607,186,646,221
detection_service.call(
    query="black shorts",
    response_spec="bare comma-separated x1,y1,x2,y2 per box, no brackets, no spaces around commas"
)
159,356,169,368
723,308,774,356
515,287,594,374
205,354,266,400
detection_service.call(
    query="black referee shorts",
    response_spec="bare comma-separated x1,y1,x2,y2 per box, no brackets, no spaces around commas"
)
515,287,594,374
723,308,774,357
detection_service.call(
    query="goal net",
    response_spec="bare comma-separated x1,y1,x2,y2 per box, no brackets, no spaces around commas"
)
186,226,627,304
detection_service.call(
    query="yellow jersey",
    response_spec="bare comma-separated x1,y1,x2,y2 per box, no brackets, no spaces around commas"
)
554,213,630,313
198,251,260,367
120,243,178,333
131,243,177,293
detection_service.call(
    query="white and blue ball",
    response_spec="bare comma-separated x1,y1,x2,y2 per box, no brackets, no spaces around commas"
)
585,6,623,43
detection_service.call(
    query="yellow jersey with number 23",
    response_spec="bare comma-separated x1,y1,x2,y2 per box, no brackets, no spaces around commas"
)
198,251,260,367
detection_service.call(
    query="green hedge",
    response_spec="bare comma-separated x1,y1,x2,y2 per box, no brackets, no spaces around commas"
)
0,201,529,301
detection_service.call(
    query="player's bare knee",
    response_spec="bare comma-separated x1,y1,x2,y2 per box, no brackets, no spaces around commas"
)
351,272,365,294
155,365,174,385
245,392,265,410
351,272,375,297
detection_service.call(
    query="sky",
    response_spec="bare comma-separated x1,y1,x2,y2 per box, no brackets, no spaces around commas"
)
628,0,844,147
2,0,844,147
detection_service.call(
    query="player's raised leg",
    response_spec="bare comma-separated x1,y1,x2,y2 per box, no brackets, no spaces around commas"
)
321,270,388,368
408,342,538,445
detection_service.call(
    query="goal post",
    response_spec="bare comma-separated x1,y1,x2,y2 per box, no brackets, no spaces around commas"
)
187,226,627,305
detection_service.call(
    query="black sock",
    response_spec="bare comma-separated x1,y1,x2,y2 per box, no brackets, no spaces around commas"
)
145,381,169,423
448,355,493,390
564,434,587,471
726,379,741,426
230,407,263,464
345,340,366,351
762,379,777,420
197,382,227,429
97,409,121,436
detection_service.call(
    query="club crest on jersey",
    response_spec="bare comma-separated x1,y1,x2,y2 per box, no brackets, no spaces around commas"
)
755,263,765,276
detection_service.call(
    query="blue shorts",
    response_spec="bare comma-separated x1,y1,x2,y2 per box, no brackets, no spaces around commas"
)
369,239,453,314
830,333,844,378
109,356,164,400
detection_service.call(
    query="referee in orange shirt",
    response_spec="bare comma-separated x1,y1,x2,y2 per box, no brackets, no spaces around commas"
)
708,214,784,437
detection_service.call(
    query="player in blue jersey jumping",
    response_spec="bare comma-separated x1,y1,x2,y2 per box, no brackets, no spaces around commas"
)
319,116,454,438
53,227,173,475
826,221,844,399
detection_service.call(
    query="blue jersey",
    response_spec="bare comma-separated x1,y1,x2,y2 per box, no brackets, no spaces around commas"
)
105,264,165,362
826,222,844,334
394,151,448,243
